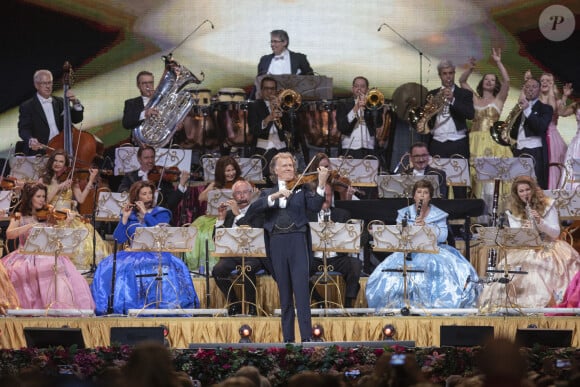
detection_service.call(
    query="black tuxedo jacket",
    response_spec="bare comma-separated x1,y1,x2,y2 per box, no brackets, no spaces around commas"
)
118,170,185,214
426,85,474,133
18,95,84,155
257,50,314,76
509,100,553,141
122,96,145,130
222,208,265,229
336,98,385,138
401,165,449,199
247,99,292,148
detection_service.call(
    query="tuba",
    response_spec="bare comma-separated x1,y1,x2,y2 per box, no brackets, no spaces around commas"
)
133,56,203,148
408,89,446,135
490,103,521,148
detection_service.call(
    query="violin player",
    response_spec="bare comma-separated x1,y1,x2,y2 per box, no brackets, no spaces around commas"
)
117,146,189,222
18,69,84,156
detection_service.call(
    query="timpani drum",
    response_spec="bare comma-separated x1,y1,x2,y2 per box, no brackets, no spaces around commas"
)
217,87,246,102
299,100,341,147
189,88,212,106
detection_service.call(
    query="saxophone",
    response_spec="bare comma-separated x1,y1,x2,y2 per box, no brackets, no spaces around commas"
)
490,103,522,148
409,89,447,135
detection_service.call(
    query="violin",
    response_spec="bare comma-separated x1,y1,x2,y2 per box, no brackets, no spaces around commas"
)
0,176,18,190
147,166,192,183
286,173,319,190
35,205,52,222
328,170,365,197
35,205,89,224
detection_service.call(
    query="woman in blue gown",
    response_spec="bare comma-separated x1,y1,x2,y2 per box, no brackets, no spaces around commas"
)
366,179,480,309
91,181,199,315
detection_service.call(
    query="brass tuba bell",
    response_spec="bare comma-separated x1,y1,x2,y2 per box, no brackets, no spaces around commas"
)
133,56,203,148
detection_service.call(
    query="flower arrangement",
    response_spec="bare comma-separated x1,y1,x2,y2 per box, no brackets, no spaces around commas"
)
0,344,577,386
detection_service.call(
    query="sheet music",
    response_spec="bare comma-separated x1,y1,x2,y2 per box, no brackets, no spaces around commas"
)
309,221,361,253
473,157,536,181
129,226,198,252
376,175,441,198
370,224,438,253
213,227,266,257
329,157,379,186
20,227,89,255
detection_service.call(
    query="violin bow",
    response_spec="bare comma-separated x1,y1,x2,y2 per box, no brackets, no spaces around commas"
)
289,155,318,193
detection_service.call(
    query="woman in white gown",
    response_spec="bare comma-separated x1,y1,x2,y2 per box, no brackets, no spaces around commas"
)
558,83,580,189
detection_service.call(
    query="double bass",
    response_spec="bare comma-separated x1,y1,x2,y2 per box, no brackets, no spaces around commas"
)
48,61,105,215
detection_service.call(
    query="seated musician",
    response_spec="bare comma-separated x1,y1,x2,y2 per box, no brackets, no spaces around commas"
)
306,152,362,201
366,179,479,309
400,142,448,199
91,180,199,315
39,149,111,271
478,176,580,309
118,145,189,223
212,179,271,316
2,182,94,310
18,69,84,156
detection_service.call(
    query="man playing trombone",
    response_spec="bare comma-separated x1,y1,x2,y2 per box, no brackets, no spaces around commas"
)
336,76,385,160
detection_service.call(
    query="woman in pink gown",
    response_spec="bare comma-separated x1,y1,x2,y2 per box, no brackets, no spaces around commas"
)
1,182,95,310
559,83,580,189
539,73,567,189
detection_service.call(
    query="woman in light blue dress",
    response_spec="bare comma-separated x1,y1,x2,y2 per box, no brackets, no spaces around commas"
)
366,179,480,309
91,181,199,315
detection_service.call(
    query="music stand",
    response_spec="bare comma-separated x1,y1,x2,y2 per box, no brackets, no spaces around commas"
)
20,226,89,309
201,155,266,184
205,189,233,216
309,220,362,311
212,227,266,315
376,175,441,198
95,191,129,221
9,155,45,181
369,224,437,311
475,226,542,312
543,188,580,220
329,157,379,187
126,225,198,312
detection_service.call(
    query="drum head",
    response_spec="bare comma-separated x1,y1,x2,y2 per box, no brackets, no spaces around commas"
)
218,87,246,102
188,88,212,106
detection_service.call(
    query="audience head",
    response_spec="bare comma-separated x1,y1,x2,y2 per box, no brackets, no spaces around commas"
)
121,341,182,387
136,70,155,98
19,182,47,216
234,366,261,387
476,338,528,385
270,152,296,183
270,29,289,54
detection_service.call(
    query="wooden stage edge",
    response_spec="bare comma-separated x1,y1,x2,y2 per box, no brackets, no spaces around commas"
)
1,315,579,349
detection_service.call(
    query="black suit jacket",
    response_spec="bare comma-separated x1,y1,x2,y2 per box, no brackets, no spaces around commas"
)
401,165,449,199
118,170,185,214
247,99,292,148
122,96,145,131
336,98,385,138
18,95,84,155
509,99,552,166
257,50,314,76
426,85,474,133
222,208,265,229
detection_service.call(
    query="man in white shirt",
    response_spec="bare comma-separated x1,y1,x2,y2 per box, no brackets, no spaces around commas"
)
509,78,553,189
18,69,84,155
257,30,314,76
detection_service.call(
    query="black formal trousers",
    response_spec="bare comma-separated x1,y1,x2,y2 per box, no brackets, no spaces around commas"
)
513,146,547,189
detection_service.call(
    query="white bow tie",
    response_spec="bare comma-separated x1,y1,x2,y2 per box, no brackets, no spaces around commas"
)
40,97,53,104
274,55,284,61
137,170,147,177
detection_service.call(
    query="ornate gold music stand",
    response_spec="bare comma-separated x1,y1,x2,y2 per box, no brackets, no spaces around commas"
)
369,223,437,312
476,226,542,313
20,226,89,310
212,227,267,315
309,219,361,311
376,174,442,198
127,225,197,311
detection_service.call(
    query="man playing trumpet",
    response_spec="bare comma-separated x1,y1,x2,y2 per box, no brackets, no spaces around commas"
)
426,60,474,198
336,76,385,160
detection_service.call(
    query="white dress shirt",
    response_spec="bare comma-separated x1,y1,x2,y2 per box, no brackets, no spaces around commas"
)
267,49,292,75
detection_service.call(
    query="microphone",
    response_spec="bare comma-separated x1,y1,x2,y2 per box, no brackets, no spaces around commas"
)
204,19,215,29
463,275,471,291
377,23,387,32
401,212,409,228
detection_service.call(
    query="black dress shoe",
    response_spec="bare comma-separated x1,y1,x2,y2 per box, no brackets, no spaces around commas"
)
248,305,257,316
228,304,241,316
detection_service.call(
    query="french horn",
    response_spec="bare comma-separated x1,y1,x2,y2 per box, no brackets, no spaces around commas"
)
490,102,521,148
133,56,203,148
408,89,446,135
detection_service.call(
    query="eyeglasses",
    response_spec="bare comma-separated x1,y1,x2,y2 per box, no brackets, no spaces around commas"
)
37,81,53,86
262,86,277,91
411,154,429,159
269,40,284,44
139,81,154,85
233,190,252,196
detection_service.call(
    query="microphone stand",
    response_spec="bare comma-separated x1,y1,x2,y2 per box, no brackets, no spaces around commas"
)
107,240,118,314
378,22,431,144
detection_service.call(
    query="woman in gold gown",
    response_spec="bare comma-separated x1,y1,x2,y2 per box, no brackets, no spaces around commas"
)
478,176,580,310
39,150,111,271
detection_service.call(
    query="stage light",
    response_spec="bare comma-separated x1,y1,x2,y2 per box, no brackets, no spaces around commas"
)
312,324,325,342
239,324,253,343
527,324,538,329
382,324,396,340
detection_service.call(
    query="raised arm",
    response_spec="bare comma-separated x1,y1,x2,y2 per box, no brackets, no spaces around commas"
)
458,57,476,95
492,48,510,104
558,83,576,117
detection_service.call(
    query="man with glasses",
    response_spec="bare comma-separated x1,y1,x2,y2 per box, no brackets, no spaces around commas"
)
402,142,448,199
212,179,270,315
257,29,314,76
122,71,157,144
18,69,84,155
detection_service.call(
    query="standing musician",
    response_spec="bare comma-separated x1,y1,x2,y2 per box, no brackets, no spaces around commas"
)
117,146,189,222
248,76,291,185
336,76,384,160
426,60,474,198
510,78,553,189
18,69,84,155
245,152,329,342
257,29,314,76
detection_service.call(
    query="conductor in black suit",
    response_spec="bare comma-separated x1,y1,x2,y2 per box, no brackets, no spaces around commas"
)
18,69,84,155
122,71,157,143
426,60,474,198
401,142,448,199
212,180,271,316
118,146,189,220
257,30,314,76
510,78,553,189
